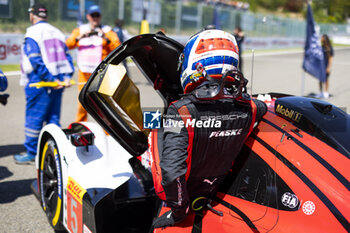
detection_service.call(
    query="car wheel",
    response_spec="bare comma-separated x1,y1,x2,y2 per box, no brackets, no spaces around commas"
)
39,138,65,231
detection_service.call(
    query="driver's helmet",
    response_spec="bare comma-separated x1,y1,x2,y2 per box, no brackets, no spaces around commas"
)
179,29,239,94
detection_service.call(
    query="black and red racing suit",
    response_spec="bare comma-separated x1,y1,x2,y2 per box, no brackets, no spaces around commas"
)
159,94,267,222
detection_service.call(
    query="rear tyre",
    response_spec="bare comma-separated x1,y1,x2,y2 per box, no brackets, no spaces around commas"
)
39,138,65,231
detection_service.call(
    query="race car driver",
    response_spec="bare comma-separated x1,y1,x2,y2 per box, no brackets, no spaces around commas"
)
153,29,267,228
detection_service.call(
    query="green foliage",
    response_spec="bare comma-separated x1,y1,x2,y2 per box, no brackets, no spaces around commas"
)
161,1,177,30
0,64,20,72
311,0,350,23
247,0,349,24
248,0,258,12
256,0,287,11
284,0,304,12
101,0,120,26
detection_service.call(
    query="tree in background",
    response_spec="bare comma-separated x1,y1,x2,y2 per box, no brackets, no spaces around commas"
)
243,0,349,23
284,0,304,12
256,0,287,11
311,0,350,23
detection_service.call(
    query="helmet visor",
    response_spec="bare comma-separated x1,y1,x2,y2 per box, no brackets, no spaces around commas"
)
194,82,221,99
193,70,246,100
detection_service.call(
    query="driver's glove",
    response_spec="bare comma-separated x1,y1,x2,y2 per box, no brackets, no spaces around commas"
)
152,211,178,229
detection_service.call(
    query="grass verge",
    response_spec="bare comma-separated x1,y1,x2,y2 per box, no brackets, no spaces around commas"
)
1,64,21,72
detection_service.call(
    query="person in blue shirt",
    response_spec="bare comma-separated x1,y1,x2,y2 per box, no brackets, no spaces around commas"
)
14,3,74,164
113,19,131,72
0,69,8,92
0,69,9,106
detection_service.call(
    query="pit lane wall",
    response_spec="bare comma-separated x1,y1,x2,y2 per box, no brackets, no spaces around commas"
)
1,34,349,64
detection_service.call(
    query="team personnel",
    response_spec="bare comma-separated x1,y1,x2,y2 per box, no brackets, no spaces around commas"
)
153,29,267,228
113,19,131,72
66,5,120,122
113,19,131,44
0,69,9,106
0,69,8,92
14,3,74,164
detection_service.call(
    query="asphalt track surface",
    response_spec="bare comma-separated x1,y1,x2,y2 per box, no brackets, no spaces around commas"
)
0,48,349,232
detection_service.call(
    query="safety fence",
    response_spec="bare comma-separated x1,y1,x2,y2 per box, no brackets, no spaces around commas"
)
1,0,349,37
1,0,349,64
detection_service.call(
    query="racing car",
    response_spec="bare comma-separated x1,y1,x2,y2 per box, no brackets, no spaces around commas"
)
31,33,350,233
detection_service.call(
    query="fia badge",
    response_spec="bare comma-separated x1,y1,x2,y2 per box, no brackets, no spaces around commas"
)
302,201,316,215
281,192,299,209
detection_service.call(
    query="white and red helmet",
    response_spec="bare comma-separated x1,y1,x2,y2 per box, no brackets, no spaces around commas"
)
179,29,239,94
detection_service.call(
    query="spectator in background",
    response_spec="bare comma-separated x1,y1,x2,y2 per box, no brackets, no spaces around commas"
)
0,69,8,92
113,19,131,44
66,5,120,122
319,34,334,99
158,27,166,35
233,26,245,72
113,19,131,72
14,3,74,164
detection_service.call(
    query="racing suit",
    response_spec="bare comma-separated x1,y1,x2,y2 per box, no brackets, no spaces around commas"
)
21,21,74,158
66,24,120,122
159,94,267,223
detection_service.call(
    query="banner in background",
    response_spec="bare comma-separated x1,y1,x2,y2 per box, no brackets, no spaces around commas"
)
0,34,22,64
302,4,326,82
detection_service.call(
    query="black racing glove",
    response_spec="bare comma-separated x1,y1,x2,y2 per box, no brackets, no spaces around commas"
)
153,176,189,228
153,211,176,229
